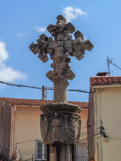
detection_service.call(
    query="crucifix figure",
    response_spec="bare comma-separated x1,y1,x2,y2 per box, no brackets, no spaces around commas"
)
29,15,93,102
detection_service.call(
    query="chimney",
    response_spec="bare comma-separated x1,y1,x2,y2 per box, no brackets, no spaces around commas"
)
96,72,108,76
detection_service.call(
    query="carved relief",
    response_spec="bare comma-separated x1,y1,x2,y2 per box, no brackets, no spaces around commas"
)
40,103,81,144
41,115,48,140
52,112,61,141
65,115,81,140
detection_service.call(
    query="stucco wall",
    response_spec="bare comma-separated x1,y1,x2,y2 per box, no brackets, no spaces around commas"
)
94,86,121,161
13,106,42,160
0,101,11,153
87,92,95,160
76,109,88,159
12,106,88,160
80,109,88,143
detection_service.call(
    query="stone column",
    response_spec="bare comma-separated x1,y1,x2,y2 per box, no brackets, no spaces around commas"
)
54,81,67,103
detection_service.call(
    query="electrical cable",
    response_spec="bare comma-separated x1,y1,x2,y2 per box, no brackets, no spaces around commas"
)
0,120,101,151
80,132,100,142
22,132,100,160
108,136,121,140
0,120,100,150
0,80,93,94
0,138,41,150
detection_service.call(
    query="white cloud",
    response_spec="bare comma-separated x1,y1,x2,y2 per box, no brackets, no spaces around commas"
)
0,41,26,83
0,42,9,63
33,26,46,32
63,6,87,22
17,32,27,38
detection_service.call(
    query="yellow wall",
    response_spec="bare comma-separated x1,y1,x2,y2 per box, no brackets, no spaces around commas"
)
94,85,121,161
80,110,88,143
13,106,42,160
10,106,88,160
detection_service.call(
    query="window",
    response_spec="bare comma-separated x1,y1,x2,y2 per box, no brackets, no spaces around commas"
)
36,140,47,160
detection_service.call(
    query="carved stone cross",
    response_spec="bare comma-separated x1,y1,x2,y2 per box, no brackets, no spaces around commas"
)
29,15,93,102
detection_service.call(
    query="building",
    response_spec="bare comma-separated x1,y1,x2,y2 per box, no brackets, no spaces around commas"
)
0,98,88,161
88,76,121,161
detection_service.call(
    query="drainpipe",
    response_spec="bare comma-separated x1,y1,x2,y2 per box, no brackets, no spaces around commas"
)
10,106,16,159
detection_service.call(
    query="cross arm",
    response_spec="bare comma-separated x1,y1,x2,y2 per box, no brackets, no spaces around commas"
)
29,34,56,63
29,34,48,62
83,39,94,51
65,22,75,34
72,39,94,60
47,24,56,36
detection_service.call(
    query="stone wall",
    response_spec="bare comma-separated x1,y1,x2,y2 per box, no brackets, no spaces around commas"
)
0,100,11,156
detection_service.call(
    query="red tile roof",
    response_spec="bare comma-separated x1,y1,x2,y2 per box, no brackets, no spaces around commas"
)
0,97,88,109
90,76,121,86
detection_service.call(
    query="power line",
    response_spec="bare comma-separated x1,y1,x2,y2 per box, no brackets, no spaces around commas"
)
80,132,100,142
0,120,101,151
0,138,41,150
0,80,92,94
22,132,100,161
0,81,42,90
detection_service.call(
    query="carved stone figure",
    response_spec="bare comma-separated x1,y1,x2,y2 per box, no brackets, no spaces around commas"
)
41,115,48,140
52,112,61,141
65,115,81,140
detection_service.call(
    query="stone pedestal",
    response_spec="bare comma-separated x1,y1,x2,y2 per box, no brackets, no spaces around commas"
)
40,103,81,161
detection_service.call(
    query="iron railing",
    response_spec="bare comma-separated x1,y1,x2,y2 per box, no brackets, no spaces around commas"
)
31,154,88,161
76,156,88,161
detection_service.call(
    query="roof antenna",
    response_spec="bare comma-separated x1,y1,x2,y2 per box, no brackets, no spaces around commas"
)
107,56,110,76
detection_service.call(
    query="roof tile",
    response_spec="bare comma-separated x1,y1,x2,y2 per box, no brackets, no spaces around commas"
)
90,76,121,86
0,97,88,109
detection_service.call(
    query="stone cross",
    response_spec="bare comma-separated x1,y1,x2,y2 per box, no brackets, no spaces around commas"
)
29,15,93,102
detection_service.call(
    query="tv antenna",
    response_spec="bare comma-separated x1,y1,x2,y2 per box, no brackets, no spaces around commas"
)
107,56,121,76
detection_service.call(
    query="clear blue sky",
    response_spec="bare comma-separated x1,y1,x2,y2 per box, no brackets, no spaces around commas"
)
0,0,121,102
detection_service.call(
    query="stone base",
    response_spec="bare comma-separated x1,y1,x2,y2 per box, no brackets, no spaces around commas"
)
40,103,81,144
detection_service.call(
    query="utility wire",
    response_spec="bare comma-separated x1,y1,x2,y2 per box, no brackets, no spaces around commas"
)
0,81,42,90
0,138,41,150
22,132,100,161
0,120,101,150
0,81,92,94
0,121,101,151
80,132,100,142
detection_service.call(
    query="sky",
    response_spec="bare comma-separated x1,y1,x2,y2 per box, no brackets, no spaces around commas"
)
0,0,121,102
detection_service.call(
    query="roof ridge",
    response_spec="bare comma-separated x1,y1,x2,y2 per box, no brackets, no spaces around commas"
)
0,97,52,101
0,97,87,103
90,76,121,78
90,76,121,86
0,97,88,108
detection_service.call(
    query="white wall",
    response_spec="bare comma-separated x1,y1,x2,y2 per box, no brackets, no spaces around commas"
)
94,86,121,161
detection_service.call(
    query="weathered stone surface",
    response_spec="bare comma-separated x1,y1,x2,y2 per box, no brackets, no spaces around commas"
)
30,15,94,161
29,15,94,102
40,103,81,144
